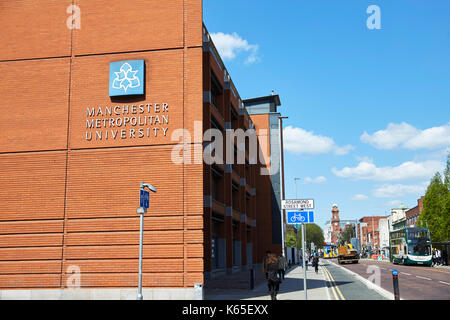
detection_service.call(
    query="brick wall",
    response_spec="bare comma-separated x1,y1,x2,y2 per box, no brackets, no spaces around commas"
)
0,0,203,290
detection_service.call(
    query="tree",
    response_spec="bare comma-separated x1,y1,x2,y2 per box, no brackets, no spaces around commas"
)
339,225,354,245
419,154,450,242
304,223,325,250
283,224,324,250
285,230,298,248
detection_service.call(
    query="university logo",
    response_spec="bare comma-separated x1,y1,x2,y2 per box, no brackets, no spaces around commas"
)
109,60,145,97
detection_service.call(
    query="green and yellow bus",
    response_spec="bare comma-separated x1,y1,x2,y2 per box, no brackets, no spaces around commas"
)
389,227,432,266
323,244,337,259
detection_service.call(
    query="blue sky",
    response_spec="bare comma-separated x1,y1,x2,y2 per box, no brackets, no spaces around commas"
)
203,0,450,230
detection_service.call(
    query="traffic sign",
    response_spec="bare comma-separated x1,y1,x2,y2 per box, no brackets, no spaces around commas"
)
140,189,149,209
282,199,314,210
287,211,315,224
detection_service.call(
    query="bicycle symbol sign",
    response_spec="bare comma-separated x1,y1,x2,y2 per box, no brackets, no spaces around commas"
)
287,211,314,224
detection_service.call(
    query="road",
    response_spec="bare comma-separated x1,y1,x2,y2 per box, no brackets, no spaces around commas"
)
323,258,450,300
321,260,386,300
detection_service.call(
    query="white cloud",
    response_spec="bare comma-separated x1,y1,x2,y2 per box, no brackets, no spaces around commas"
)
385,200,403,207
210,32,260,64
361,122,450,150
283,126,354,155
332,160,444,181
303,176,327,184
373,182,428,198
351,194,369,200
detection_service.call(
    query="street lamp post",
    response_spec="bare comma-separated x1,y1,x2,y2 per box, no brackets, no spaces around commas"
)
137,182,157,300
293,177,307,299
294,178,301,263
279,116,288,257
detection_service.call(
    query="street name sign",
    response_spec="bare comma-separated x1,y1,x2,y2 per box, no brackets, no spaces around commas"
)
287,211,315,224
282,199,314,210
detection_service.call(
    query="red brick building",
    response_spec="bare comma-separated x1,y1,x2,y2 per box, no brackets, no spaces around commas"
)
0,1,284,299
331,204,340,245
358,216,388,252
405,196,424,227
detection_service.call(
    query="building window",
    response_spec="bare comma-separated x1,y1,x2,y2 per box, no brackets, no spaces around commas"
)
212,166,223,203
211,72,223,113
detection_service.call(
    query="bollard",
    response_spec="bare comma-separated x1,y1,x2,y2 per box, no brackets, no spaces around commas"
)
392,269,400,300
249,268,255,290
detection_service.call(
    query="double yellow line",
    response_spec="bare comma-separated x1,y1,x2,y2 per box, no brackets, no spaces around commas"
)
322,265,345,300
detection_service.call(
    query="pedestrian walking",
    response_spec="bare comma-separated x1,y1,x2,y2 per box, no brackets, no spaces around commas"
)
314,253,319,274
432,248,437,267
442,248,448,266
437,249,442,266
278,254,287,281
266,254,281,300
262,250,271,279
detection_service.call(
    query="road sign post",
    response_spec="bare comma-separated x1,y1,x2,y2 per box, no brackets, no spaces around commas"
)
137,183,156,300
286,209,315,300
302,222,307,300
282,199,314,210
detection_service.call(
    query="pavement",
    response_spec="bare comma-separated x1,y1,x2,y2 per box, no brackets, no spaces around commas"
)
204,263,330,300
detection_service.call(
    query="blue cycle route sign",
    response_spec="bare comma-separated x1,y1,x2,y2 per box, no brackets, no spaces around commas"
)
140,189,149,210
287,211,314,224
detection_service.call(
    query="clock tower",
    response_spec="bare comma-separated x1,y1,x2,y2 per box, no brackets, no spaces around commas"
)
331,204,340,244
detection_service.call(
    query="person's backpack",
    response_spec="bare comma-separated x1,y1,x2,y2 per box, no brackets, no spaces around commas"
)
267,262,280,282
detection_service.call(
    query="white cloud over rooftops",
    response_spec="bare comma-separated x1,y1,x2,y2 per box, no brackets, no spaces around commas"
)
361,122,450,150
210,32,260,65
332,159,444,181
283,126,354,155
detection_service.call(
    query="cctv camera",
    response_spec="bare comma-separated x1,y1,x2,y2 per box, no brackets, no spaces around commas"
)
141,183,157,193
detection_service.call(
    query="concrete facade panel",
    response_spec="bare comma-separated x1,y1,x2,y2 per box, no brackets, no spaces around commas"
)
0,152,66,221
0,59,70,152
66,147,183,219
62,259,184,273
72,0,184,55
61,273,183,288
0,247,62,261
0,274,61,289
0,220,63,235
0,0,72,61
64,245,184,260
0,261,61,275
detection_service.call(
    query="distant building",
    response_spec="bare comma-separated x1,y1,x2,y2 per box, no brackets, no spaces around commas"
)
324,204,358,245
331,204,340,244
391,204,409,230
323,221,332,244
405,196,424,227
378,218,391,255
358,216,389,252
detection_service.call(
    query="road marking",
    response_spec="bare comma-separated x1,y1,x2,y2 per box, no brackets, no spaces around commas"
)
400,272,411,276
322,266,345,300
322,266,339,300
324,267,343,300
416,276,432,281
439,281,450,286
